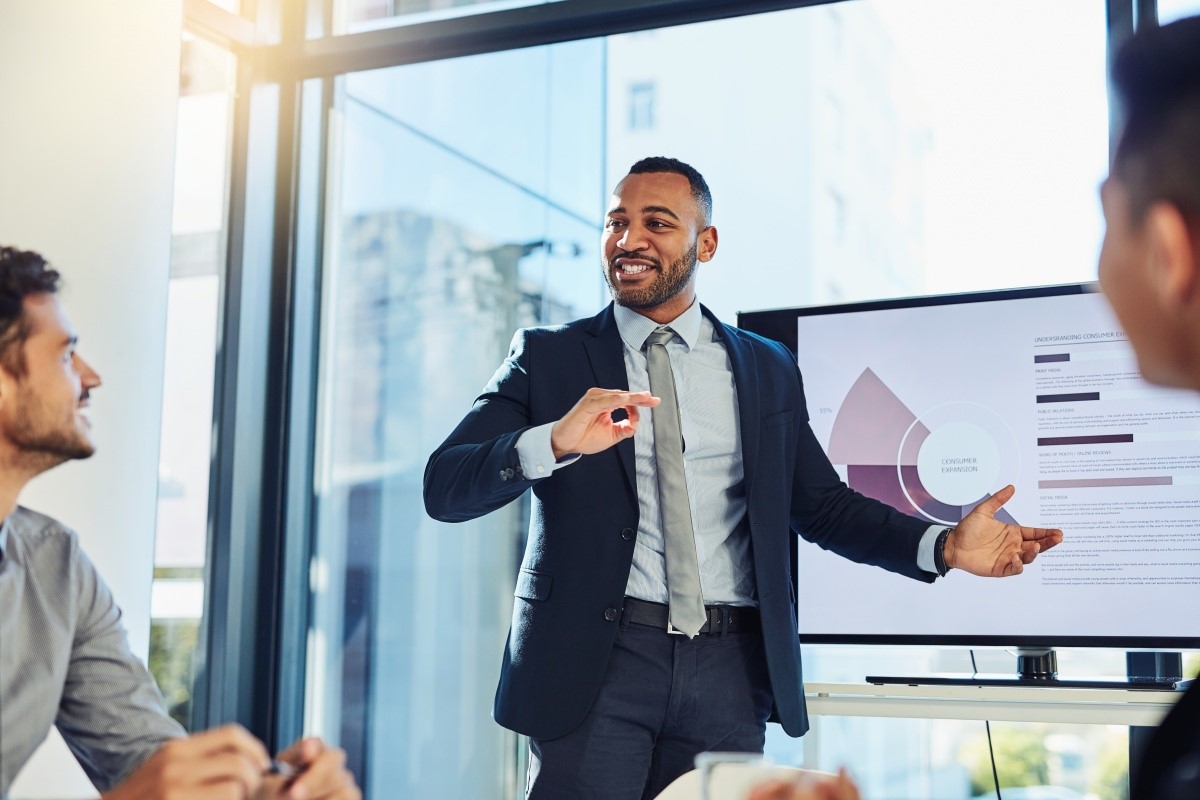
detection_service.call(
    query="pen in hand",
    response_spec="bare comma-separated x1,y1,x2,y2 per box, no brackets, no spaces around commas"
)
267,759,298,779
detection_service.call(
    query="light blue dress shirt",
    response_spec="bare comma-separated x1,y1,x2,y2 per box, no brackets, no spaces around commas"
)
516,300,944,608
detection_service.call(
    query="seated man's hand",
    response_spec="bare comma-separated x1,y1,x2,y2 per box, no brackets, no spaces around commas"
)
747,767,861,800
103,724,270,800
258,737,360,800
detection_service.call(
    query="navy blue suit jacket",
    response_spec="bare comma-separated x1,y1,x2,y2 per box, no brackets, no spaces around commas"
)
424,303,935,740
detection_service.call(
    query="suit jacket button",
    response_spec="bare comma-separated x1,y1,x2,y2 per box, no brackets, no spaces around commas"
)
620,527,635,541
603,607,618,622
499,469,508,481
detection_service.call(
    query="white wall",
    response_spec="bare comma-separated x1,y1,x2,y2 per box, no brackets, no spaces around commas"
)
0,3,183,796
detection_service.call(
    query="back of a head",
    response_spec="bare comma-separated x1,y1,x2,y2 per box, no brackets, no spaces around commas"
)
0,246,62,374
1112,15,1200,227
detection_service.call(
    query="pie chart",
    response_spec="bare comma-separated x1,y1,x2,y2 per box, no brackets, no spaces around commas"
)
827,368,1020,525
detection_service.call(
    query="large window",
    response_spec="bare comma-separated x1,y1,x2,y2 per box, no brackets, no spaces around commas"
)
299,0,1126,796
307,41,605,798
154,2,1200,800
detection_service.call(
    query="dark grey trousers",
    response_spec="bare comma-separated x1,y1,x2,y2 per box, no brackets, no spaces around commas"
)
525,609,773,800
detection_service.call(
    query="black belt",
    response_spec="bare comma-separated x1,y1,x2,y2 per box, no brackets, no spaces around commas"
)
623,597,759,635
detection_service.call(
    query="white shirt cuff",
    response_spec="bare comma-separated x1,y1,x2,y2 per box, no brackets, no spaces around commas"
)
917,524,950,574
516,423,580,478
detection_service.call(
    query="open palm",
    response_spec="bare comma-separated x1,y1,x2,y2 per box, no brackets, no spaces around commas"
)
946,485,1064,577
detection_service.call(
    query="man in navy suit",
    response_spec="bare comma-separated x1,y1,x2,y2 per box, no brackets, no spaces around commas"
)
424,157,1062,799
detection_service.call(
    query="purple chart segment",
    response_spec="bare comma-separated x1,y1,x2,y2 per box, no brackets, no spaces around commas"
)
829,368,1020,525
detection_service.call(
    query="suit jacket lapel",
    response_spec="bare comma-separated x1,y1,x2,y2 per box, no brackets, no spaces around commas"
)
583,305,637,495
705,306,761,496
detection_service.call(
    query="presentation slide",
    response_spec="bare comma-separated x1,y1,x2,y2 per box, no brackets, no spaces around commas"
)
794,290,1200,641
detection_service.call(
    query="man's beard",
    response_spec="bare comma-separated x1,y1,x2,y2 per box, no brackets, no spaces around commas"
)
604,242,698,311
4,385,94,469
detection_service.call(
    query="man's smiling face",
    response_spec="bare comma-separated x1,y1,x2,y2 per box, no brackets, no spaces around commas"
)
0,293,102,468
601,171,716,322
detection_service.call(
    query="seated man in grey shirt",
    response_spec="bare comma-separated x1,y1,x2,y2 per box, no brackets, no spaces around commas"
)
0,246,360,800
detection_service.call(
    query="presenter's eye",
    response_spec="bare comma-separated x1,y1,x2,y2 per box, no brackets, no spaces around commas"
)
605,219,626,231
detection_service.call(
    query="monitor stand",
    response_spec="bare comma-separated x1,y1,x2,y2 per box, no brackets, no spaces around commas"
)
866,648,1193,691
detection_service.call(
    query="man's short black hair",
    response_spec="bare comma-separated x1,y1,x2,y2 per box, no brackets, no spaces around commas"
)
627,156,713,226
1112,15,1200,228
0,247,62,375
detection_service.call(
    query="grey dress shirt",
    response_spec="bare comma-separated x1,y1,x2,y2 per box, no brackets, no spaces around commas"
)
0,506,184,796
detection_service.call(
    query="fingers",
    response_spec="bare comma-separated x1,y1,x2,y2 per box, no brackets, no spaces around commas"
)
181,725,272,769
746,780,797,800
1020,526,1064,550
276,737,321,768
1015,526,1063,563
183,752,264,794
579,388,659,411
109,727,271,800
814,767,859,800
277,739,360,800
830,767,862,800
625,405,641,425
971,484,1016,516
553,389,660,457
747,769,864,800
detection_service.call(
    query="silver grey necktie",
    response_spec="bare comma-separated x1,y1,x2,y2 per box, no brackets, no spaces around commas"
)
644,327,706,637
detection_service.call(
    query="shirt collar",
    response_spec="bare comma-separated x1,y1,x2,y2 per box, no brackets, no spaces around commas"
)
613,299,703,353
0,517,8,565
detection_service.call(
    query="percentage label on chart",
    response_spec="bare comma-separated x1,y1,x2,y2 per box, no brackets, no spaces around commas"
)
818,407,833,414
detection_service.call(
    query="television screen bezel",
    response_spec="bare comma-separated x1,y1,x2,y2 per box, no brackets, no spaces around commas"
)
738,281,1200,650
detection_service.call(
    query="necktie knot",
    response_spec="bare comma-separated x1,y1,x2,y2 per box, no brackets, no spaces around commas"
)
644,327,675,350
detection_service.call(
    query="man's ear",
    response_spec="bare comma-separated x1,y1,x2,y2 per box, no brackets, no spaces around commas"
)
697,225,718,263
1146,201,1200,309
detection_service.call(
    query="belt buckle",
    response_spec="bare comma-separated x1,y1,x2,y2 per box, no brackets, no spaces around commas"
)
666,621,688,636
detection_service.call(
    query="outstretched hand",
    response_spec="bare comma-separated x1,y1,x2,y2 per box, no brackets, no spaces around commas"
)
945,485,1064,577
550,387,660,459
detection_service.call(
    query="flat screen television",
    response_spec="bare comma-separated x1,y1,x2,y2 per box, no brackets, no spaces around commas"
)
738,283,1200,678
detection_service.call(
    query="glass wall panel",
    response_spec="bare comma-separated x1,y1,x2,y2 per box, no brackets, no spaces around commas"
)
308,40,604,798
152,33,235,729
308,0,1119,796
